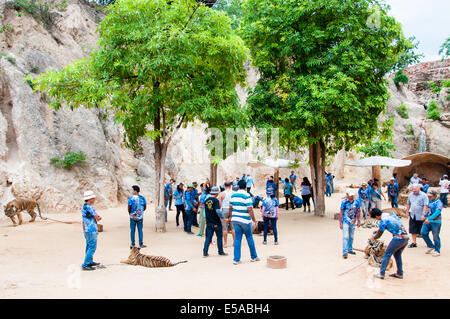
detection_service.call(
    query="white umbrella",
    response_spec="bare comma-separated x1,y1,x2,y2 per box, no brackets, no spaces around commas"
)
345,156,411,167
247,158,295,169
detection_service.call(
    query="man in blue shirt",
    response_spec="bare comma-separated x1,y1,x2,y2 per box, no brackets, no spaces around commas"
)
421,177,430,194
358,182,370,220
370,208,409,280
289,171,297,191
128,185,147,249
81,190,102,271
420,190,443,257
339,189,361,259
164,179,175,212
325,173,332,197
387,177,399,208
191,182,200,227
280,177,294,210
246,174,255,196
266,176,277,197
184,184,196,234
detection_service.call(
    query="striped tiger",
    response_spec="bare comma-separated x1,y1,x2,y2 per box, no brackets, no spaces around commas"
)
121,247,187,268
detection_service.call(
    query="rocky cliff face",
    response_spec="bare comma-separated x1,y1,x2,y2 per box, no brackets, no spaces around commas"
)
0,1,449,216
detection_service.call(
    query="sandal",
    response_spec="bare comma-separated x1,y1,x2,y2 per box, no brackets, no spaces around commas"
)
373,274,385,280
389,273,403,279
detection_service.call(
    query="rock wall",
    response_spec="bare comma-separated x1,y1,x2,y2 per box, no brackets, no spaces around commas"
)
0,1,449,217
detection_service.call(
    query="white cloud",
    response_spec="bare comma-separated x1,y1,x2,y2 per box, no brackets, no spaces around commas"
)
385,0,450,62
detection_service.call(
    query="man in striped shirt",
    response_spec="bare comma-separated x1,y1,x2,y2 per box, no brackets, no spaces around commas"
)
229,180,259,265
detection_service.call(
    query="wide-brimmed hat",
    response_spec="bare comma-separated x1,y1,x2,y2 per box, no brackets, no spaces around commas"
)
83,190,96,201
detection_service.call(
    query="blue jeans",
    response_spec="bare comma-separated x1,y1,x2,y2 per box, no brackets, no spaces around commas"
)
164,195,173,210
360,200,369,219
342,223,355,255
380,238,409,276
331,182,334,193
232,221,258,262
440,193,448,207
185,209,195,233
82,232,98,268
325,184,332,197
263,217,278,243
203,223,224,255
421,222,441,253
389,195,399,208
130,218,143,247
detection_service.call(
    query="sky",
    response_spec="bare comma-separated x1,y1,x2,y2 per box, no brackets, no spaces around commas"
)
385,0,450,62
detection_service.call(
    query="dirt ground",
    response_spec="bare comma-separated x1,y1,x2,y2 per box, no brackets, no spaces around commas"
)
1,192,449,299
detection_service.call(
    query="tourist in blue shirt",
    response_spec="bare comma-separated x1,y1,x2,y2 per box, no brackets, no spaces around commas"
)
339,189,361,258
81,190,102,271
184,184,196,234
128,185,147,249
164,179,175,213
293,196,303,208
370,208,409,280
421,190,443,256
280,177,295,210
261,192,280,245
393,173,398,184
289,171,297,191
369,182,385,210
266,176,277,197
196,184,211,237
325,173,332,197
358,182,370,220
246,174,255,196
173,183,185,229
421,177,430,194
328,172,335,193
191,182,200,227
387,178,399,208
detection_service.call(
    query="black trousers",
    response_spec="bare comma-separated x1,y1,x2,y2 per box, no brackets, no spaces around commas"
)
175,204,185,227
285,195,294,210
302,194,311,207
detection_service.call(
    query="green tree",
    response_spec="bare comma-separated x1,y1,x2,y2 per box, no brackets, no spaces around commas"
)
213,0,243,29
439,37,450,60
30,0,248,231
240,0,420,216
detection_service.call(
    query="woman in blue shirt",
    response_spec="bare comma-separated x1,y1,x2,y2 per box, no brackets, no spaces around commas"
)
173,183,185,229
420,190,443,256
369,182,386,210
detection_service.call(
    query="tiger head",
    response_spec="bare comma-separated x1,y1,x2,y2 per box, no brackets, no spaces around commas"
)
4,202,18,218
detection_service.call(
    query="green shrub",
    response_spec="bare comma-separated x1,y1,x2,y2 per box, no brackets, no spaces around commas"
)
50,151,87,169
396,104,409,119
426,100,441,120
30,65,39,73
404,124,415,137
12,0,53,28
0,24,14,33
393,70,408,87
428,81,442,94
442,79,450,88
6,56,16,65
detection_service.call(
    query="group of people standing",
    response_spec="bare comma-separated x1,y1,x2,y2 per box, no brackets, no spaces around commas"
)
340,172,447,280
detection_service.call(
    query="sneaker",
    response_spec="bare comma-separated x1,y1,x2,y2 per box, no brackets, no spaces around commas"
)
176,225,181,229
196,234,202,237
263,241,267,245
408,243,417,248
432,252,440,257
82,266,96,271
426,248,434,254
251,257,260,262
89,262,101,267
274,242,279,245
219,252,228,256
203,254,209,257
233,261,242,265
348,251,356,255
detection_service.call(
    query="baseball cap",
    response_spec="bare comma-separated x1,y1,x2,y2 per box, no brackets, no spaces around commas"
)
390,177,395,180
210,186,220,194
429,189,439,196
187,184,194,188
346,189,355,196
361,182,367,186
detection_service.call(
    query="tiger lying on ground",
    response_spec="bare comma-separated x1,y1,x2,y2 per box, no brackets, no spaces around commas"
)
121,247,187,268
4,198,45,226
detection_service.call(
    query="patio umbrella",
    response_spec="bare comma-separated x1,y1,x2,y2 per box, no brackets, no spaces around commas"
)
345,156,411,181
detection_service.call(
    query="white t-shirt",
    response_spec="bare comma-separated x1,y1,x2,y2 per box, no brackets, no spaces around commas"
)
221,189,233,209
440,179,450,194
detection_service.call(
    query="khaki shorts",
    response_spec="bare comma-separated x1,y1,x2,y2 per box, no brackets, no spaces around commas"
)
221,208,233,231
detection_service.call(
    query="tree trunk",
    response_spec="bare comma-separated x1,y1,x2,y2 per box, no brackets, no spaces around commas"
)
372,165,381,182
274,168,280,200
309,140,326,217
153,108,167,233
210,162,218,186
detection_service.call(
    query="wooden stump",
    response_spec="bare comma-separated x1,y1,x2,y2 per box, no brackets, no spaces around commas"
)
267,255,287,269
97,224,103,232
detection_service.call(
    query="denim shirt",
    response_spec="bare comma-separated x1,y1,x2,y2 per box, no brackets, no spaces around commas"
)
425,198,443,224
82,203,98,233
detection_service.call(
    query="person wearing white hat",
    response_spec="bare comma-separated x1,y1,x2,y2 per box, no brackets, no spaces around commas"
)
387,177,400,208
339,189,361,259
81,190,102,271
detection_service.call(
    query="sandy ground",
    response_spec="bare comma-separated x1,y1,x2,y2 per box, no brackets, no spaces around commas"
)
1,192,449,299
